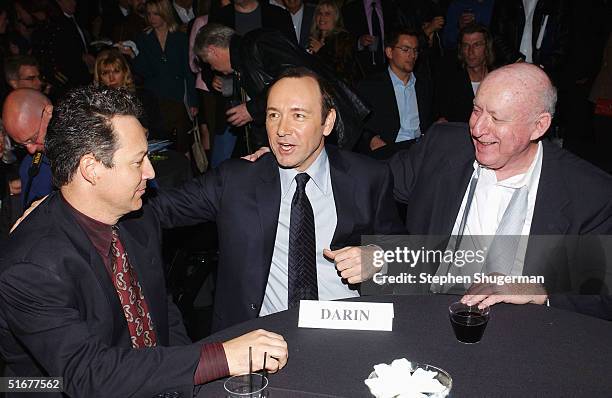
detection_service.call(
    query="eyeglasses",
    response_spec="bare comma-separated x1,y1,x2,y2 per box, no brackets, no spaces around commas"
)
394,46,419,55
13,109,45,149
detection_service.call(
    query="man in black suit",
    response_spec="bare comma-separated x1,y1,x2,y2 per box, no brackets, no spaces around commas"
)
389,63,612,319
0,87,288,397
342,0,400,75
150,67,404,332
357,29,433,158
211,0,296,41
282,0,316,49
32,0,93,92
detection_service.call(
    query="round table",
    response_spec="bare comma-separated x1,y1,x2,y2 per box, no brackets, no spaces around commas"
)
197,295,612,397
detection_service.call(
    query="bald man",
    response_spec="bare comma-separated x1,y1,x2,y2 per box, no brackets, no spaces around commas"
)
389,63,612,318
2,89,54,206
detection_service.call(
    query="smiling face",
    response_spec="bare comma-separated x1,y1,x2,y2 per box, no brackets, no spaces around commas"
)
469,70,551,179
315,5,337,33
266,76,335,172
94,115,155,216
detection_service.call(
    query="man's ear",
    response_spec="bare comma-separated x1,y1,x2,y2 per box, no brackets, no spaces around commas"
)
530,112,552,141
8,79,18,90
79,153,99,185
322,108,336,137
384,46,393,60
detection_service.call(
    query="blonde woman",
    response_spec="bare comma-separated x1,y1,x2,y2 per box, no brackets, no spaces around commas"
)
132,0,197,154
94,48,165,140
308,0,361,85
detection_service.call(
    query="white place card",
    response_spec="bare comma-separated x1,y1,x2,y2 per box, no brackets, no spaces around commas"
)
298,300,394,331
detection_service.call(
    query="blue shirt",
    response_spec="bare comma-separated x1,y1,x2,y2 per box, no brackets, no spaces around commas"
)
19,153,54,206
389,67,421,142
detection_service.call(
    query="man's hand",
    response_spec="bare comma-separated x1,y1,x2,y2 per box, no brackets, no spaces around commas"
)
370,135,387,151
359,34,375,47
190,106,199,117
212,76,224,92
324,246,380,284
242,146,270,162
222,329,288,375
461,273,548,309
226,104,253,127
10,195,48,233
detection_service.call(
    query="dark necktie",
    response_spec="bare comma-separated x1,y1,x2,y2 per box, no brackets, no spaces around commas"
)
370,2,383,64
288,173,318,308
111,227,157,348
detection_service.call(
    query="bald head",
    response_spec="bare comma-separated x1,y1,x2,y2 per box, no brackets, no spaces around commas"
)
482,63,557,118
2,89,52,154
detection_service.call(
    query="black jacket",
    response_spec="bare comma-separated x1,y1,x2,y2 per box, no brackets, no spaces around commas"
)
434,59,475,123
230,29,370,149
489,0,570,80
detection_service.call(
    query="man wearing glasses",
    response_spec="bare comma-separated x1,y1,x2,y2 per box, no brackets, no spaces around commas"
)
357,29,433,159
4,56,45,92
2,89,53,207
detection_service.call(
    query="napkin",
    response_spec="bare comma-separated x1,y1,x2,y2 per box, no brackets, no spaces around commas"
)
364,359,447,398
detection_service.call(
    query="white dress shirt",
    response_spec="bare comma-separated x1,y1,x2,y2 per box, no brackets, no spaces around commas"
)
173,1,195,24
451,142,543,273
289,5,305,42
259,149,359,317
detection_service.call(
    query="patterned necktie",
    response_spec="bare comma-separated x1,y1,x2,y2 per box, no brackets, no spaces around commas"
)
111,227,157,348
288,173,318,308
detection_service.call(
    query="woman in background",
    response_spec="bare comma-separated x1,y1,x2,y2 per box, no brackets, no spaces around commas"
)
131,0,197,155
93,48,165,140
308,0,361,86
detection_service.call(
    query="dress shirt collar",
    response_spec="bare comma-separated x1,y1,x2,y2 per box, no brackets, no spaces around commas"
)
61,194,114,258
388,66,416,88
474,141,543,190
279,147,330,199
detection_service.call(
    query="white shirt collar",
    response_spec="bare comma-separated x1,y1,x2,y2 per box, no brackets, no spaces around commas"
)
474,141,543,191
279,148,330,198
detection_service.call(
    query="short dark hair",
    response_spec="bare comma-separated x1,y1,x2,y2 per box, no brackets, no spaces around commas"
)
384,28,420,49
4,55,39,82
268,67,335,123
46,86,143,187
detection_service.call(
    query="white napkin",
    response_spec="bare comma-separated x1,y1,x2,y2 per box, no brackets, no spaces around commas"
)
364,358,447,398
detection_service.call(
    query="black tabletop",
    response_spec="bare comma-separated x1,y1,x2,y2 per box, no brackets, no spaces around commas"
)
197,295,612,397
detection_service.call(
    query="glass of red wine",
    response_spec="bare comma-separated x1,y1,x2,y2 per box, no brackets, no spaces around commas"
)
449,302,490,344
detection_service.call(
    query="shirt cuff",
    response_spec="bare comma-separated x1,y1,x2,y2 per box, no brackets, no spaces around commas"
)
194,342,229,385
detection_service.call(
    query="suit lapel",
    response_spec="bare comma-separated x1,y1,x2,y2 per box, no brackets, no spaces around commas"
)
327,147,356,249
433,155,474,236
382,72,401,133
55,196,126,345
255,156,282,282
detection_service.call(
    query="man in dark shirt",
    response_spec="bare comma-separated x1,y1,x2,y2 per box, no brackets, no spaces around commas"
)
0,86,288,397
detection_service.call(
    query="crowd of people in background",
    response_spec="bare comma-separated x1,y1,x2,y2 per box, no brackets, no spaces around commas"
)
0,0,611,236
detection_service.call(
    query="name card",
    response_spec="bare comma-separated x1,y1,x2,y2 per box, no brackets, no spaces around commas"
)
298,300,394,331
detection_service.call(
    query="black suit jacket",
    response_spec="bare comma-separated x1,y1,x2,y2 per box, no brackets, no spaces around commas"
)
342,0,400,74
0,194,200,397
389,123,612,319
357,69,434,145
434,59,474,123
297,3,316,48
489,0,570,80
150,146,404,332
210,1,297,43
